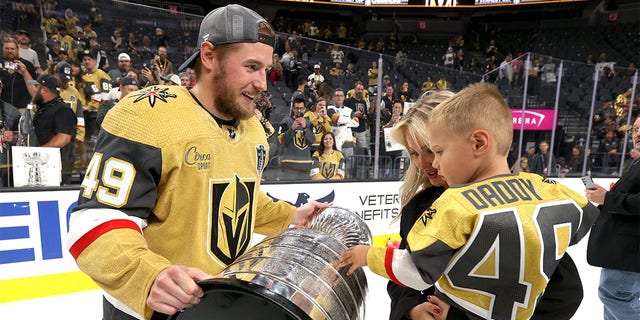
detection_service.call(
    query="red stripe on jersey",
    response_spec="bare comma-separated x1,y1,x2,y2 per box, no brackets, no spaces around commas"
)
385,246,403,286
69,219,141,259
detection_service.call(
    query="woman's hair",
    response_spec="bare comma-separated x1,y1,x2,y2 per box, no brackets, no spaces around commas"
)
317,131,336,155
390,90,454,206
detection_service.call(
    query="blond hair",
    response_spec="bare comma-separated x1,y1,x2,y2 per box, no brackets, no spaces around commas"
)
391,90,455,207
429,83,512,156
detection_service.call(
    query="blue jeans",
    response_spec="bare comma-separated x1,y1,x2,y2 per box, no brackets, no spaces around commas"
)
599,268,640,320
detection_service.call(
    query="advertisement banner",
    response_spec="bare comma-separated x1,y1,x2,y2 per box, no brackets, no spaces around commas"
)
511,109,556,130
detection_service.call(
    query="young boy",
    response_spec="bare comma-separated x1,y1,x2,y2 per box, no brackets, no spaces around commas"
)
338,83,599,320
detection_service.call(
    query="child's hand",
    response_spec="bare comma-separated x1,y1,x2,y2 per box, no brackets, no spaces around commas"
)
337,245,370,276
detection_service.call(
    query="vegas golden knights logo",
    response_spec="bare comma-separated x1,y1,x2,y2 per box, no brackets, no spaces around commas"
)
320,162,337,179
210,175,255,265
294,130,308,150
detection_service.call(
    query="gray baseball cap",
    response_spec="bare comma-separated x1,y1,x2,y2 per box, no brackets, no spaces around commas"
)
178,4,274,72
56,61,72,81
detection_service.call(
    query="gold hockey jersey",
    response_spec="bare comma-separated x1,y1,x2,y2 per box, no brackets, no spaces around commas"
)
366,172,599,320
67,86,295,318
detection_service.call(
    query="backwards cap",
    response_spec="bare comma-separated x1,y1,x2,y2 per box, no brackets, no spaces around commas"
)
178,4,274,72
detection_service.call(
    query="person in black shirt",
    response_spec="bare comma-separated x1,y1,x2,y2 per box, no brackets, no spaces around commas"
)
29,74,77,185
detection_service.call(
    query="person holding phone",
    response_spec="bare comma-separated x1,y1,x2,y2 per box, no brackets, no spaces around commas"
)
585,116,640,320
276,97,314,180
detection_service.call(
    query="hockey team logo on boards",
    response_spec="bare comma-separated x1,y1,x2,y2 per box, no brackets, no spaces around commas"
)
209,175,255,266
131,86,177,108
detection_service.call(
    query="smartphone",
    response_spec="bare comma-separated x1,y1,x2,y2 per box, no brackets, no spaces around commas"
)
581,176,596,190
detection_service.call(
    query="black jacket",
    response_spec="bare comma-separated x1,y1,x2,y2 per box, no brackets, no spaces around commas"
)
587,159,640,272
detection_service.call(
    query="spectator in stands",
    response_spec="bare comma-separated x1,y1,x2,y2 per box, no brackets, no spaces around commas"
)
485,39,498,61
160,74,180,86
511,53,524,89
281,48,301,91
153,27,170,49
382,74,392,91
277,97,315,180
56,61,85,168
436,75,449,91
86,37,109,72
499,53,513,89
442,46,455,68
484,55,498,83
51,26,76,60
597,52,608,63
306,98,333,154
344,82,369,158
141,61,162,87
344,63,356,76
307,64,325,91
255,91,274,121
380,85,395,112
330,62,344,76
398,81,414,103
623,146,640,175
511,156,530,173
337,23,348,43
585,54,595,65
125,31,139,56
186,67,195,87
541,57,556,83
328,88,357,162
29,74,77,185
0,79,20,187
467,57,481,72
456,48,465,70
108,53,132,87
347,80,369,102
109,27,123,55
560,146,588,175
1,36,37,109
367,60,379,94
80,48,111,143
597,129,620,171
268,53,283,86
150,45,174,76
421,76,436,93
530,140,555,175
291,76,311,109
594,100,616,136
621,63,637,82
96,77,139,129
381,100,404,175
64,8,80,34
82,21,97,40
68,59,84,97
178,72,189,87
16,29,42,74
615,88,633,117
310,132,345,180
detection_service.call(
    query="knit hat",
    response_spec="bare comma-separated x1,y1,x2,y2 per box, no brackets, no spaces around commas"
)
178,4,274,72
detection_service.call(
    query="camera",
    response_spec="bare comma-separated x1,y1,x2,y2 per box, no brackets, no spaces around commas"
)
3,61,18,71
296,112,304,119
143,63,156,71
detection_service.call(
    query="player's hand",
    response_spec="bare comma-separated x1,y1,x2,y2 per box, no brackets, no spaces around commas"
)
337,245,370,276
147,265,211,315
290,200,331,227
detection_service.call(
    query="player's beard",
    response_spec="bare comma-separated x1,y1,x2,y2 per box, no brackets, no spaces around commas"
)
212,65,256,120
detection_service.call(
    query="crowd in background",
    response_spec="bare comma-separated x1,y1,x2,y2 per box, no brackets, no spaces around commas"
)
0,0,638,186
